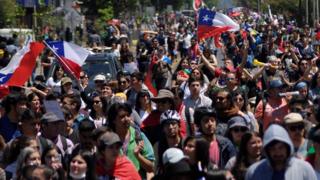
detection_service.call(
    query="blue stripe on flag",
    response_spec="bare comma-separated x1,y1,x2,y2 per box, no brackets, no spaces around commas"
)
0,73,12,84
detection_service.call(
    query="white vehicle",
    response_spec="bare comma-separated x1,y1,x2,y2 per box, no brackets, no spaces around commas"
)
0,28,34,40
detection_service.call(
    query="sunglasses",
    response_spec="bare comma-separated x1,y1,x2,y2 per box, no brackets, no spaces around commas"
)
80,76,87,79
157,99,170,104
288,124,304,132
119,81,127,84
95,80,104,84
232,126,248,133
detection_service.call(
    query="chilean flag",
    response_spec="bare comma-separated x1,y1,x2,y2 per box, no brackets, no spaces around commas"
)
197,8,239,47
0,40,44,86
0,38,44,98
46,41,90,79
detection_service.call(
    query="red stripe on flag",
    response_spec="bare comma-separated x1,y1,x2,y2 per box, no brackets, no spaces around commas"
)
6,42,45,86
144,55,157,96
198,25,231,41
0,85,9,99
59,57,82,79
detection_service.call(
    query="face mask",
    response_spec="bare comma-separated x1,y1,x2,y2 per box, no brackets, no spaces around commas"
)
69,171,86,179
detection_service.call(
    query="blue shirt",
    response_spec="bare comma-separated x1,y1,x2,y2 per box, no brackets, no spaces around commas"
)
0,115,20,142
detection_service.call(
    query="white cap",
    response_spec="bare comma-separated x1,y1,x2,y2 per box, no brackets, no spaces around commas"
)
162,148,187,164
93,74,106,81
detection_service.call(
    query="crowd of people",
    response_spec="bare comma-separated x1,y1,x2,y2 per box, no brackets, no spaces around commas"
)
0,7,320,180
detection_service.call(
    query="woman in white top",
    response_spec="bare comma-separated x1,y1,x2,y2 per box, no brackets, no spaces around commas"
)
89,94,107,128
135,90,153,122
46,66,64,90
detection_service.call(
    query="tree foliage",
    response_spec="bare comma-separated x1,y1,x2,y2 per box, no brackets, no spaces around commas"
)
0,0,25,28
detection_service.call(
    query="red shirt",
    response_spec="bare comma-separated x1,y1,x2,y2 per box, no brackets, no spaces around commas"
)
141,110,187,137
96,155,141,180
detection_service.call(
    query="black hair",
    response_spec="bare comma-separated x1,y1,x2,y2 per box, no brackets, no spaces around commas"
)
32,165,59,180
194,137,210,169
53,66,64,82
78,118,96,132
135,90,152,114
62,94,82,112
19,165,37,180
188,76,202,86
89,95,108,120
68,148,97,180
2,93,27,113
190,68,205,84
19,109,37,123
194,107,217,132
175,57,190,73
231,89,249,113
130,71,144,81
41,144,64,166
213,89,233,110
107,103,132,131
289,96,308,109
232,132,262,179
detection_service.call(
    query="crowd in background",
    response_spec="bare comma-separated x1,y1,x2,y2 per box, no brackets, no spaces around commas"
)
0,7,319,180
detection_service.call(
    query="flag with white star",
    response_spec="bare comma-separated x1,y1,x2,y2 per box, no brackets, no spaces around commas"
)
197,8,239,47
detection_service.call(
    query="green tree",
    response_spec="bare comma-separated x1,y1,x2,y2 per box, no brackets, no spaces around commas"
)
0,0,25,28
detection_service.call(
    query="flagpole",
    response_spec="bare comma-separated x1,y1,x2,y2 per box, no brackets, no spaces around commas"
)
42,40,78,80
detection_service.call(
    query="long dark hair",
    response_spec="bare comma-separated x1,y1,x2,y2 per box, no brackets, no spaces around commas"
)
89,94,108,119
68,149,96,180
232,132,261,180
107,102,132,131
175,57,190,73
135,90,152,115
194,137,210,170
53,66,64,82
231,89,249,113
213,89,234,110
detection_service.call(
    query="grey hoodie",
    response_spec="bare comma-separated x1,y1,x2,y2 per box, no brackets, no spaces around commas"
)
245,124,316,180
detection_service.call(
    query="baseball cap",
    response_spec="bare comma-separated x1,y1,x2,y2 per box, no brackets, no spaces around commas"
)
99,132,123,146
284,113,304,124
151,89,174,102
61,77,72,86
228,116,249,129
93,74,106,82
41,112,64,123
269,79,283,89
162,148,187,164
295,81,307,90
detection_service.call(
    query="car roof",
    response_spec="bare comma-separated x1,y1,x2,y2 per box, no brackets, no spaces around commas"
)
85,52,116,62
